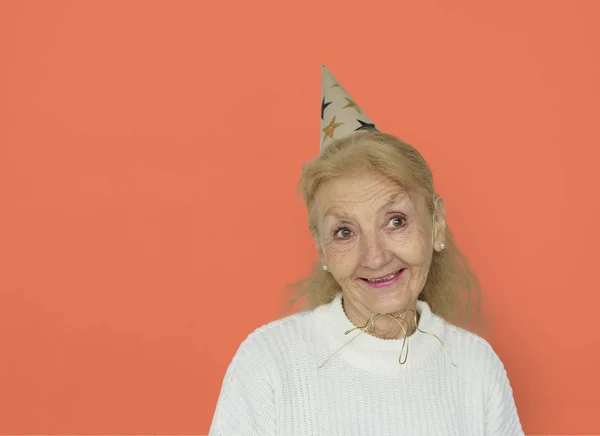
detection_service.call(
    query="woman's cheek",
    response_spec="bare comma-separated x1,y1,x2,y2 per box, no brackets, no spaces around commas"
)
328,239,355,256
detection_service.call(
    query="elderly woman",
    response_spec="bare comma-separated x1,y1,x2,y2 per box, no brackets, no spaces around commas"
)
208,66,524,436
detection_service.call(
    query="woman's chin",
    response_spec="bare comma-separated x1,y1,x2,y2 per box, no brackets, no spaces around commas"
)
362,291,411,314
353,273,414,311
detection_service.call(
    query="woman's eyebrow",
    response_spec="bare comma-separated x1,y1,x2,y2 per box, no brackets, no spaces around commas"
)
323,207,351,220
378,192,410,210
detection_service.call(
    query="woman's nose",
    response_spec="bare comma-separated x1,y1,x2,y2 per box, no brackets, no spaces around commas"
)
359,231,391,270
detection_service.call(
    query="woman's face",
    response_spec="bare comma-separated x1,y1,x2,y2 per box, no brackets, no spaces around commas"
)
313,173,446,318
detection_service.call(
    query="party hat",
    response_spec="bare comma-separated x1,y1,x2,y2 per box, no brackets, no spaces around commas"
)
320,64,378,150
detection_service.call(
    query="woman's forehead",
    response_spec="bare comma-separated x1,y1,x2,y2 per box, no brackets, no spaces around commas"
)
320,174,401,195
315,175,424,217
319,174,412,199
322,192,413,217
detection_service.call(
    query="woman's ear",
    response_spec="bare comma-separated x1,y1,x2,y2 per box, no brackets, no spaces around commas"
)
433,196,447,251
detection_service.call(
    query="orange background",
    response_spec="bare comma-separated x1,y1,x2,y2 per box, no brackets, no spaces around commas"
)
1,0,599,434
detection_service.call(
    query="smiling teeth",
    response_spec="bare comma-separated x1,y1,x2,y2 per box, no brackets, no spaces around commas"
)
366,270,400,283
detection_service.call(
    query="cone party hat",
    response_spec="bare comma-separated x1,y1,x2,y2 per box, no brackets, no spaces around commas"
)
320,65,379,151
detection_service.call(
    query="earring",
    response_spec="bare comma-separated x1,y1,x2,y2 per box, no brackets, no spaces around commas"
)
322,264,328,271
439,243,445,250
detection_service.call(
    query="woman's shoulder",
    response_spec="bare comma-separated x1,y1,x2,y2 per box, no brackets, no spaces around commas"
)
234,308,316,362
442,320,506,370
210,310,317,436
444,322,492,348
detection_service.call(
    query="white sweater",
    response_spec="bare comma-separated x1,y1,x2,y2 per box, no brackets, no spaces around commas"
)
209,293,524,436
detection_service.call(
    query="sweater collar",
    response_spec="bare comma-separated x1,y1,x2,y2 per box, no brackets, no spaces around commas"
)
314,292,448,373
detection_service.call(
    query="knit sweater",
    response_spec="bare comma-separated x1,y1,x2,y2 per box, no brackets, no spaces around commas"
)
209,293,524,436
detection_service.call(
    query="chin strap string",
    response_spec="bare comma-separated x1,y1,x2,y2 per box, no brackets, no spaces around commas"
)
319,308,456,369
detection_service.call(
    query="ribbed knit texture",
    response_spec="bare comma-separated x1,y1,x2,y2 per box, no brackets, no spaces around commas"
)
209,293,524,436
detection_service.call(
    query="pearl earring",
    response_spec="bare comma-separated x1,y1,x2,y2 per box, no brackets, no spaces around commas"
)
439,243,445,250
322,264,328,271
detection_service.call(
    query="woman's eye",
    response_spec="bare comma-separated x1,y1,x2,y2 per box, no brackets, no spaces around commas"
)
334,227,353,239
388,216,406,228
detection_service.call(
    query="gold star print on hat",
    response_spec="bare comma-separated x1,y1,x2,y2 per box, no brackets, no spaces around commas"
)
320,64,378,150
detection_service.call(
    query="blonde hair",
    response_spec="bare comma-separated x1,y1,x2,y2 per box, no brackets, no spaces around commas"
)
293,130,483,329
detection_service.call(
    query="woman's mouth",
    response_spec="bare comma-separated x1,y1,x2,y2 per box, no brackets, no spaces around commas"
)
359,269,406,288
